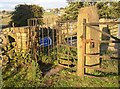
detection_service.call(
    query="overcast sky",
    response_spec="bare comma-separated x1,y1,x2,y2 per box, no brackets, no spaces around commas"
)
0,0,68,10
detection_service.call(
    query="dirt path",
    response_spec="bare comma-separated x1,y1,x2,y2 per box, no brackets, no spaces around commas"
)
44,65,64,76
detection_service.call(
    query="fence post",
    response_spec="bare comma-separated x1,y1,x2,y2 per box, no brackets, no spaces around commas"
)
0,15,3,88
77,19,86,76
118,18,120,82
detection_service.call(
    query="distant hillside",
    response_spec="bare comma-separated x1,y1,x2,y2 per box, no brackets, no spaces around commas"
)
43,12,58,24
0,13,11,25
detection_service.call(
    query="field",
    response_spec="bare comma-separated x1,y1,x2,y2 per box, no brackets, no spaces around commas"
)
1,12,58,25
1,14,11,25
44,12,56,16
43,12,58,25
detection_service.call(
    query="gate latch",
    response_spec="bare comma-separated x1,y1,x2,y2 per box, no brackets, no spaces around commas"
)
90,39,95,48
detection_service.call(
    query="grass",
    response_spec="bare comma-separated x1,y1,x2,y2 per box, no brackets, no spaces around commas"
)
44,12,56,16
43,12,58,25
38,49,119,87
3,59,119,87
0,69,2,89
42,67,118,87
42,64,118,87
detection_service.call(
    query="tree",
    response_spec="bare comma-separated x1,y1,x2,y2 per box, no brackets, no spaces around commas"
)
2,10,6,14
10,4,44,27
54,8,59,14
60,2,84,21
96,2,120,19
60,1,120,21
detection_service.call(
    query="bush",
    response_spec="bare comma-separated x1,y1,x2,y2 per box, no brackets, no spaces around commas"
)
2,42,43,87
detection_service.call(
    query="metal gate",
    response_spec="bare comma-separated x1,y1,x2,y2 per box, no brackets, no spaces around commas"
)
28,18,57,63
79,19,120,77
56,21,78,71
27,17,120,77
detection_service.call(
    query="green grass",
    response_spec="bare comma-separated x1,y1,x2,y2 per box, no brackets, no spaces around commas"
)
44,12,56,16
0,69,3,89
43,12,58,18
43,12,58,25
42,64,118,87
40,51,119,87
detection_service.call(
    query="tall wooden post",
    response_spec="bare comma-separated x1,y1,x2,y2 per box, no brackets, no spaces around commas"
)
77,19,86,76
77,6,100,76
0,15,3,88
118,18,120,85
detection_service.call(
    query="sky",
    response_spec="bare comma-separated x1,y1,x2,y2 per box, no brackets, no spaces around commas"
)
1,0,119,10
0,0,68,10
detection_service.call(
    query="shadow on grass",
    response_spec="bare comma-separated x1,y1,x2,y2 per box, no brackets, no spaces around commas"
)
37,60,53,76
85,71,118,77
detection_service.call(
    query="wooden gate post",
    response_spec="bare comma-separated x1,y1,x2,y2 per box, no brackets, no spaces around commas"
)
118,18,120,82
77,6,100,76
77,18,86,76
